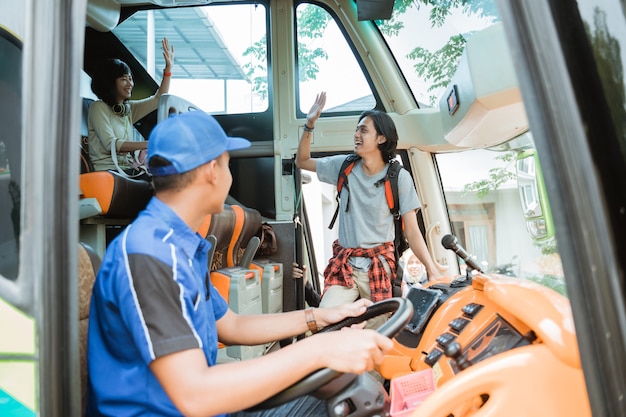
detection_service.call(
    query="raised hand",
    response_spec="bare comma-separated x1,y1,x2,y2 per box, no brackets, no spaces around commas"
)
306,92,327,127
162,37,174,71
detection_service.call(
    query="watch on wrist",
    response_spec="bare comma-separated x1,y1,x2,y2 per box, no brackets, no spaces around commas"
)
305,308,318,333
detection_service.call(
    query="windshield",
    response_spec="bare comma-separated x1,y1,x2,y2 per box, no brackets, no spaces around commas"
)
374,0,500,107
436,142,566,295
373,1,564,294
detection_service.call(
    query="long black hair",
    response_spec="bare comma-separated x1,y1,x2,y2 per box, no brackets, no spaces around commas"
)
90,59,132,106
358,109,398,163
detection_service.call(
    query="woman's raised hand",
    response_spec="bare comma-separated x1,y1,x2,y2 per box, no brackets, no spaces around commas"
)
162,38,174,71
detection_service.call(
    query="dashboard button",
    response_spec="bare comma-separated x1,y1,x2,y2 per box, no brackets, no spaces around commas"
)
462,303,484,318
436,332,457,349
425,348,444,367
449,317,470,334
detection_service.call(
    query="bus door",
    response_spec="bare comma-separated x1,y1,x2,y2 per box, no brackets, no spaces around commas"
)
0,0,86,415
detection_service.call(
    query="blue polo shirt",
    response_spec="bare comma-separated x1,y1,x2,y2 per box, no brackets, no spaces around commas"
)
87,198,229,416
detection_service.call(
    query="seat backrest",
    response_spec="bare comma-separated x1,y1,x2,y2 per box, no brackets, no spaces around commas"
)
79,170,153,218
229,204,262,268
78,242,101,417
206,204,237,270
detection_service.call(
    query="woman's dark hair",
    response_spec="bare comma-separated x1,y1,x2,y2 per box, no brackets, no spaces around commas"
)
358,110,398,162
90,59,132,106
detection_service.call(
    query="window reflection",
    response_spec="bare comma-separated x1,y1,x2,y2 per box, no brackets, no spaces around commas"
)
577,2,626,155
0,30,22,280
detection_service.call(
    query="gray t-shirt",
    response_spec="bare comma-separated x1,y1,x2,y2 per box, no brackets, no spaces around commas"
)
317,155,421,269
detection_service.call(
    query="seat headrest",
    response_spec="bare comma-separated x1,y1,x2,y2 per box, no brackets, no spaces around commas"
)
207,205,236,252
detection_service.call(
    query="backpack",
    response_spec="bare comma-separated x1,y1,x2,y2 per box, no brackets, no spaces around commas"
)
328,154,410,268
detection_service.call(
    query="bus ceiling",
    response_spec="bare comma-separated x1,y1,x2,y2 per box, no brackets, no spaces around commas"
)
87,0,396,32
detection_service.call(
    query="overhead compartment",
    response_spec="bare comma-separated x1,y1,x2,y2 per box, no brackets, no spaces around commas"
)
438,23,529,148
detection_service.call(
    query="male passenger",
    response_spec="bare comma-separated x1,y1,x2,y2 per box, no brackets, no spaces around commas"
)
87,110,393,417
296,92,441,310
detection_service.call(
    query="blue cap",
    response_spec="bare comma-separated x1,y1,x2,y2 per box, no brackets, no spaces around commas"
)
147,111,251,177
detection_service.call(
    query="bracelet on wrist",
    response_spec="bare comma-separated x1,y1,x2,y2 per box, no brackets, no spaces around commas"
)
303,124,314,132
163,71,172,77
305,308,318,333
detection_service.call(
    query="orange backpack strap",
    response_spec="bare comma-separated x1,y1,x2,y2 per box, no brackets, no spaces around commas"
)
386,160,409,264
329,154,360,229
386,160,401,217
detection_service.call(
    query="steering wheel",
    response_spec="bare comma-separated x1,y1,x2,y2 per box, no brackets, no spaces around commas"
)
251,297,414,410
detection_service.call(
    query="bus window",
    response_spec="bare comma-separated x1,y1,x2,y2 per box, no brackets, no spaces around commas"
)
113,4,268,114
436,143,566,295
0,28,22,281
375,0,501,107
296,2,375,113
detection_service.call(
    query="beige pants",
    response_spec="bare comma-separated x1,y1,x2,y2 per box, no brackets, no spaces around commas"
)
319,267,390,330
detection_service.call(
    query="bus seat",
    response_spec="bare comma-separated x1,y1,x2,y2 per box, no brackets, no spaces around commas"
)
206,205,264,361
230,205,283,315
78,242,100,417
79,171,152,218
79,97,152,220
157,93,199,121
206,205,236,271
197,213,212,239
228,205,262,269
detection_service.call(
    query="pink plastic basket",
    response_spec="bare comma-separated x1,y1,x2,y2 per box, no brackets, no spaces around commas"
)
390,369,435,417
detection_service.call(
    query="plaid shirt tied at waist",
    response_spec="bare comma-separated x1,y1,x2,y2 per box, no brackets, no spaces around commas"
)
323,240,396,302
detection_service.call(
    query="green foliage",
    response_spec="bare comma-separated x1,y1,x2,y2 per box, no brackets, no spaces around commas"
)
535,237,558,255
241,0,500,103
242,4,331,99
375,0,412,36
408,34,467,98
296,5,331,39
462,152,516,198
417,0,498,28
242,36,269,100
298,46,328,82
403,1,499,106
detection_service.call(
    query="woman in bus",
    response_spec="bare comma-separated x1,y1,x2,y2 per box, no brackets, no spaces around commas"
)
87,37,174,180
399,249,428,296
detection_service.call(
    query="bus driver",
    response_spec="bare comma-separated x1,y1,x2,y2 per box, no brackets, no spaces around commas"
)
86,110,393,417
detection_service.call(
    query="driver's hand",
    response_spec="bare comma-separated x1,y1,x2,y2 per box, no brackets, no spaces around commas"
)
314,298,371,328
313,329,393,374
